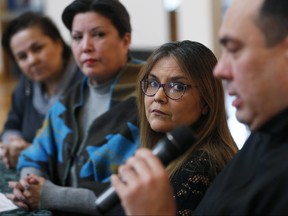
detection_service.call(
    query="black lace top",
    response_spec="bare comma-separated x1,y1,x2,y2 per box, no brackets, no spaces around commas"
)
170,151,220,216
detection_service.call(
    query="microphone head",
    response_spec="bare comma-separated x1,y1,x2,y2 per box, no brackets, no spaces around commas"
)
167,125,197,154
152,125,197,166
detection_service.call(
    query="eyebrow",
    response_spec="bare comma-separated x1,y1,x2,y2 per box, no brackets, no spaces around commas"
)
72,26,105,33
14,41,42,56
148,73,187,82
219,36,231,46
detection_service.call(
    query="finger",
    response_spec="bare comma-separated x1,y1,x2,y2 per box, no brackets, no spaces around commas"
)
124,149,167,183
111,174,126,191
118,164,137,180
135,148,165,172
8,181,18,188
23,189,31,198
12,187,27,202
26,173,42,184
8,180,27,191
13,200,29,210
8,135,22,142
27,177,39,185
124,154,153,179
5,193,25,204
19,179,30,190
5,193,23,204
6,194,28,209
5,193,16,200
9,139,24,148
111,174,129,199
117,164,143,188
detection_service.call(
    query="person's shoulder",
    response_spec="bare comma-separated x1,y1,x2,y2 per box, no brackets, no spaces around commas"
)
62,77,86,98
73,65,85,80
13,75,33,97
127,59,145,72
53,78,87,114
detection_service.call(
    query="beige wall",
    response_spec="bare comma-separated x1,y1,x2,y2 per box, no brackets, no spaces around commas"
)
45,0,222,52
0,0,222,71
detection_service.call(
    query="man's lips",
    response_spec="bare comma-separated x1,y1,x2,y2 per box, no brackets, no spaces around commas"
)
232,96,242,109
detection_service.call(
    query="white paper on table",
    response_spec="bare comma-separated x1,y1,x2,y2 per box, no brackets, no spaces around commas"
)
0,192,18,212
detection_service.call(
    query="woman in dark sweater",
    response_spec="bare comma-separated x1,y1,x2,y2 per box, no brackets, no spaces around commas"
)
0,12,83,168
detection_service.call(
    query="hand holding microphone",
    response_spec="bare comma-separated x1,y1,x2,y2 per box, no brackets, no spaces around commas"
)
95,125,197,214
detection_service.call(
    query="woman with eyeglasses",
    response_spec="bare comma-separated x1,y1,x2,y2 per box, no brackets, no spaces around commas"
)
112,40,238,216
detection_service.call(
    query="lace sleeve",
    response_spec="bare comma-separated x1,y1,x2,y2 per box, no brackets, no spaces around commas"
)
170,151,219,216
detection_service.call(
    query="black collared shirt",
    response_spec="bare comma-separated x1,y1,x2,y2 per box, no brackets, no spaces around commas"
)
194,108,288,215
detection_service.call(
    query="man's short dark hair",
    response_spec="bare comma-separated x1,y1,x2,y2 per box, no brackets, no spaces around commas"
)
256,0,288,46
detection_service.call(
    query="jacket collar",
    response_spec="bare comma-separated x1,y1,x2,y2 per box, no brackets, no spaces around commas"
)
258,107,288,135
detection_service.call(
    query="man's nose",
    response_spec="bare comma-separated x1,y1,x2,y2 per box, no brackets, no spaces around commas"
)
213,54,232,80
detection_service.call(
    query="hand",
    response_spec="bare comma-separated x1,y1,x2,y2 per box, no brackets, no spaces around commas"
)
111,148,176,215
6,174,45,210
23,174,45,210
6,178,32,210
1,136,31,169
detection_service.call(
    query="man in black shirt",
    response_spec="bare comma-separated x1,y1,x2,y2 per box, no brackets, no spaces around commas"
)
111,0,288,215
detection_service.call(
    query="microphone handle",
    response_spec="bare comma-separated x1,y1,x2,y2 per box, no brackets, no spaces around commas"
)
95,144,175,214
96,140,174,214
95,126,196,214
95,186,119,214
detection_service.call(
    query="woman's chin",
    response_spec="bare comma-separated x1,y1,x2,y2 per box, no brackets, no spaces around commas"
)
150,122,172,133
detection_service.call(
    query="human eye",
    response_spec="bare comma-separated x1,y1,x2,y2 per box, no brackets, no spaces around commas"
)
226,43,240,53
15,52,27,61
31,44,43,53
71,33,82,41
224,40,241,54
92,31,106,38
220,37,242,54
148,79,159,88
170,83,185,92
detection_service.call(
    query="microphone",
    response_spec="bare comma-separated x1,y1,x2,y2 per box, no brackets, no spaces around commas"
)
95,125,197,214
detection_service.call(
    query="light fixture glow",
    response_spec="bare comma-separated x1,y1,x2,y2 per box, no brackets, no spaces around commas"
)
163,0,182,12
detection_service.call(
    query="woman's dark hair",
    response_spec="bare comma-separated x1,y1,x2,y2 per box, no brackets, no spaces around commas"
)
1,11,70,62
62,0,131,38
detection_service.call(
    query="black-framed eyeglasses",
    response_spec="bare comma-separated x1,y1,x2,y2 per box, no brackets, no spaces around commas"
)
141,79,192,100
